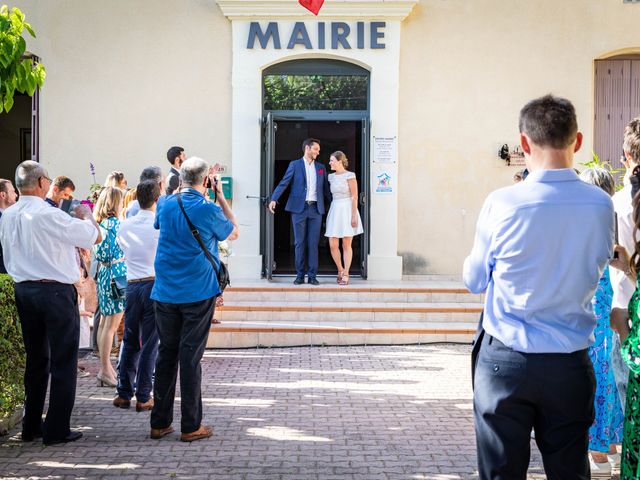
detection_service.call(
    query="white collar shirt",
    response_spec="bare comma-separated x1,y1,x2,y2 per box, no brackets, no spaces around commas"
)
116,209,158,280
611,184,637,308
304,159,318,202
0,196,98,283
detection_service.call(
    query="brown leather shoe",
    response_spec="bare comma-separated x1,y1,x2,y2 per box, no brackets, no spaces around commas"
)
135,398,154,412
112,396,131,409
180,425,213,442
150,425,174,439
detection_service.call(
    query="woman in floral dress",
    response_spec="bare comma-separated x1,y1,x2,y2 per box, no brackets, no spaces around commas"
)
580,168,625,476
93,187,126,387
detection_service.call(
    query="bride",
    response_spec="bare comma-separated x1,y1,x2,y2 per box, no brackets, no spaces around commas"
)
325,151,364,285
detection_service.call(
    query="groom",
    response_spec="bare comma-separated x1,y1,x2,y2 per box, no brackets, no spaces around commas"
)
269,138,331,285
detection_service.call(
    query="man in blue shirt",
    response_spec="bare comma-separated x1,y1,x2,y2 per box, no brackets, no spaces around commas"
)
464,95,614,479
150,157,238,442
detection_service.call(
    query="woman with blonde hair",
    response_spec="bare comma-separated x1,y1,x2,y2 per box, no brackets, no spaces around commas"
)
122,188,137,219
325,151,363,285
104,171,127,190
93,187,127,387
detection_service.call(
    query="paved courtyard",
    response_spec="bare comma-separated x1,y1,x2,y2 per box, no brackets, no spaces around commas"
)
0,344,556,479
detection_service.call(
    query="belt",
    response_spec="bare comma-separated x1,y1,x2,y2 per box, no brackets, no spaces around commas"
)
35,279,59,283
128,276,155,284
305,200,317,205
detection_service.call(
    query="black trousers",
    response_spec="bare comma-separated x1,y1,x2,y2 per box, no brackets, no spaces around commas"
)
473,332,595,480
150,297,215,433
14,282,79,442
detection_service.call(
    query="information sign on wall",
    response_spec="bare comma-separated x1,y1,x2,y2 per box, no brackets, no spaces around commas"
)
373,136,396,164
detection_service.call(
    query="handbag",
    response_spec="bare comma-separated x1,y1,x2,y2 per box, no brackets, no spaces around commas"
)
104,220,127,300
177,193,230,295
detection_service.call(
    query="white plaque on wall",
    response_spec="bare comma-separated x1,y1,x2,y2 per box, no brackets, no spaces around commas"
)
373,136,396,164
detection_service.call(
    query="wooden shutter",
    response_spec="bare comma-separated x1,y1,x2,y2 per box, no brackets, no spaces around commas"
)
594,58,640,171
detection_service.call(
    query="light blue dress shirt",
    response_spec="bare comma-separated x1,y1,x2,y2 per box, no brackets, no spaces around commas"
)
463,168,615,353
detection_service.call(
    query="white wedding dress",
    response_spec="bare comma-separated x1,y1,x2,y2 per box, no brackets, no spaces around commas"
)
324,171,364,238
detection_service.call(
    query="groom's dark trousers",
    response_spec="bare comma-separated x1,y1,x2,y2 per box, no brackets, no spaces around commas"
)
473,332,595,480
292,201,322,279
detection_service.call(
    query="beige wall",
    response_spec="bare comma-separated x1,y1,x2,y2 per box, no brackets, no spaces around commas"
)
13,0,231,192
398,0,640,275
12,0,640,276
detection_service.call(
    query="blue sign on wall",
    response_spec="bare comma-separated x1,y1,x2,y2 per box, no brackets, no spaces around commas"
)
247,22,386,50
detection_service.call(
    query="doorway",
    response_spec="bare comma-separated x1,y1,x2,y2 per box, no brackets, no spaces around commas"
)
266,119,367,277
0,92,36,180
260,58,371,280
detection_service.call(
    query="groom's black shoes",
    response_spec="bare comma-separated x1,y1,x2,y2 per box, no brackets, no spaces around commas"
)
293,277,305,285
308,278,320,286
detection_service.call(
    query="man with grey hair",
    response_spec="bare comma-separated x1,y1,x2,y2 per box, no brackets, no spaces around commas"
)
150,157,238,442
0,178,18,274
126,166,166,218
0,161,101,445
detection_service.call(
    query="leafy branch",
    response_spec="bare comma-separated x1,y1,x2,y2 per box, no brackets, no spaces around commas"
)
0,5,45,113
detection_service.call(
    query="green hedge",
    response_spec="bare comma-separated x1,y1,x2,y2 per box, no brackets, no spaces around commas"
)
0,274,24,419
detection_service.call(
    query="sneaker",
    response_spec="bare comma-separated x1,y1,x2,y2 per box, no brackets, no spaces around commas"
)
589,457,612,479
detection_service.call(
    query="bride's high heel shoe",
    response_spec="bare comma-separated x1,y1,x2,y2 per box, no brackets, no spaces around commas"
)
337,271,343,284
97,372,117,388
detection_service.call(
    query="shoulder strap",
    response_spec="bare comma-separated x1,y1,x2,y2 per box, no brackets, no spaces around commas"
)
176,194,220,275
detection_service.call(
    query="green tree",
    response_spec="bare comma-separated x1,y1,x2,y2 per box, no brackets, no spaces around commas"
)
0,5,45,113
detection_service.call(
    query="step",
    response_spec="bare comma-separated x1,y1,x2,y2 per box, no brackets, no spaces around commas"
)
207,321,477,348
224,282,483,304
216,302,483,323
207,280,482,348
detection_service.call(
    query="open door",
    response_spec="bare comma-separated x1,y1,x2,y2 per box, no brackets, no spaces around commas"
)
360,117,370,279
263,113,276,279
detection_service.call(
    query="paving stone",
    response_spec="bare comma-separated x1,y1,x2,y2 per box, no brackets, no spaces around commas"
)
0,344,592,479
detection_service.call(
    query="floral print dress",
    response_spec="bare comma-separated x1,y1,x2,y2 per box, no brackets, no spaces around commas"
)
621,273,640,479
588,267,624,452
95,217,126,316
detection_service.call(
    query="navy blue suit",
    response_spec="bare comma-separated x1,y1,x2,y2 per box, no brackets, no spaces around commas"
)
270,158,331,279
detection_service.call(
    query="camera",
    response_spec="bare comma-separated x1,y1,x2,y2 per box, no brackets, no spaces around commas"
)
60,198,82,216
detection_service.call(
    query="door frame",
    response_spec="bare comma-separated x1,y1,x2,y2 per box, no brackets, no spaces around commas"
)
261,111,371,279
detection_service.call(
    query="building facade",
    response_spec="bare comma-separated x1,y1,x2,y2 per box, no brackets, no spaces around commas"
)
7,0,640,280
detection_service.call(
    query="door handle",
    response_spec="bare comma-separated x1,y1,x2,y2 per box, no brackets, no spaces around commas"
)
246,195,268,206
359,192,366,205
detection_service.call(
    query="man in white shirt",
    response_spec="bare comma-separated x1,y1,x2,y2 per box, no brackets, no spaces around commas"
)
0,178,17,274
0,161,101,445
125,166,165,218
610,118,640,409
113,180,161,412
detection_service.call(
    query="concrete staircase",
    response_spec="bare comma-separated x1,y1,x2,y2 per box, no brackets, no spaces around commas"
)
207,279,483,348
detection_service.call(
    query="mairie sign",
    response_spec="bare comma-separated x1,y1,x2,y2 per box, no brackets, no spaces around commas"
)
247,21,386,50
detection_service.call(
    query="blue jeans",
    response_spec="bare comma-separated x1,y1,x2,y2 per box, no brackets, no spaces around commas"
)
117,281,158,403
291,202,322,279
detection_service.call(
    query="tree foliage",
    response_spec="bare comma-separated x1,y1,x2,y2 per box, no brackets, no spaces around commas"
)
264,74,368,110
0,274,24,419
0,5,45,113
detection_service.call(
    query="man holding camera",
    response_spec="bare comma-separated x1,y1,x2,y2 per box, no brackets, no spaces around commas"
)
0,161,102,445
150,157,238,442
45,176,75,208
